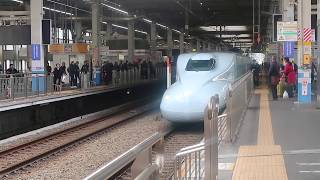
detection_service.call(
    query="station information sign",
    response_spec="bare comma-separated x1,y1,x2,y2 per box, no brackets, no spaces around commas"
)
277,21,298,41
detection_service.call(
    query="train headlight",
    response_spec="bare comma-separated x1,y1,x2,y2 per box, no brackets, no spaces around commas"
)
164,95,171,100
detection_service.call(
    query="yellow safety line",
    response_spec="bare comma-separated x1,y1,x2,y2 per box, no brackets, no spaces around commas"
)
232,88,288,180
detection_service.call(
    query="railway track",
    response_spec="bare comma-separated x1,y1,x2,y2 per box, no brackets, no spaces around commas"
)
0,100,159,178
114,124,204,180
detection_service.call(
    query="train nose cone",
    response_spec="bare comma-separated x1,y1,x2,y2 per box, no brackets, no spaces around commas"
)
160,84,206,122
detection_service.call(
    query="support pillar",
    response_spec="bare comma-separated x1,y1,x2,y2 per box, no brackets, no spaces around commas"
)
208,43,211,51
197,39,201,52
179,33,184,54
92,0,101,84
167,29,173,57
215,45,220,51
30,0,45,92
75,21,82,43
297,0,311,67
150,22,157,60
106,22,112,41
128,20,135,62
150,22,157,51
297,0,312,103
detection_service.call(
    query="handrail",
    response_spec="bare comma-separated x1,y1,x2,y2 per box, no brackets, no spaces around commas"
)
176,146,205,157
134,164,159,180
218,113,227,118
179,142,204,152
84,132,162,180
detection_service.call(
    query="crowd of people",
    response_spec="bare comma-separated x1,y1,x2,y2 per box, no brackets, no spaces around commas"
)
101,59,158,85
268,56,317,100
46,59,162,89
48,60,90,90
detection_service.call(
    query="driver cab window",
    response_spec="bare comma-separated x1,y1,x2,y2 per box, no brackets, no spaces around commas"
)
185,58,216,71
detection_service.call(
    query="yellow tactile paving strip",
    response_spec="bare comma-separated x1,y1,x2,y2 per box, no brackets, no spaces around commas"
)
232,89,288,180
257,89,274,145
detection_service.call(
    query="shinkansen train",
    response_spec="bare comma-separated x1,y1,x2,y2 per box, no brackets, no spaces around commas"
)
160,52,251,122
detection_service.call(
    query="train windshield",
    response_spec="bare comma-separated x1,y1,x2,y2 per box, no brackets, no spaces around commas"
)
185,58,216,71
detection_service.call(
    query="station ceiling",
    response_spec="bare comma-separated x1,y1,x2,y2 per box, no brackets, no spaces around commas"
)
1,0,282,44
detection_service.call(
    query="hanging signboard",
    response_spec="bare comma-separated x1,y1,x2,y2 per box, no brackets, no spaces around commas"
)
32,44,41,60
277,21,298,41
283,42,295,58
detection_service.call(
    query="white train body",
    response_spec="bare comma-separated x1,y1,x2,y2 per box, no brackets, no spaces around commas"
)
160,52,251,122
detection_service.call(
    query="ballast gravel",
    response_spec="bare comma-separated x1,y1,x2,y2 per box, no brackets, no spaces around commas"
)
7,111,170,180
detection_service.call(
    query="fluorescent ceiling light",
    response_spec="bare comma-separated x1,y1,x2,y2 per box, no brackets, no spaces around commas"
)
103,0,121,7
43,7,74,16
217,34,251,38
200,26,248,32
12,0,23,3
112,24,128,30
111,24,147,35
172,29,181,34
135,29,148,35
143,18,152,23
233,43,253,46
174,40,180,42
157,35,162,38
101,3,129,15
225,39,252,43
156,23,168,29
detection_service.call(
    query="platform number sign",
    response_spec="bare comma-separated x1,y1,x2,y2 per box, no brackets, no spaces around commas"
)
32,44,41,60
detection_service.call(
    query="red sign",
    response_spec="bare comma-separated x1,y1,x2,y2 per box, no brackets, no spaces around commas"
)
304,28,312,42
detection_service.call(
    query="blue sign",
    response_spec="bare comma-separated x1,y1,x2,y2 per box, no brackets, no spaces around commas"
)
32,44,41,60
283,41,295,58
298,70,312,104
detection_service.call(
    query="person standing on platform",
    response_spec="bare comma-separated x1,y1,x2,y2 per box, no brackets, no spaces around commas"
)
283,57,296,98
68,61,75,87
81,60,89,74
113,61,120,84
6,64,18,75
60,62,67,85
81,60,89,88
74,61,80,87
268,58,280,100
102,61,107,84
53,63,62,91
106,61,113,84
46,63,52,76
141,60,148,79
251,60,260,87
292,60,298,94
119,61,124,72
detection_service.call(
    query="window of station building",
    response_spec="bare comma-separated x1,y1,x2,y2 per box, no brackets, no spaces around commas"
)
5,60,13,69
56,28,73,43
4,45,14,51
20,59,27,72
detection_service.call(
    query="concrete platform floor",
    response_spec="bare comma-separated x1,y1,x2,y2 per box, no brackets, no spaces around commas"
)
218,87,320,180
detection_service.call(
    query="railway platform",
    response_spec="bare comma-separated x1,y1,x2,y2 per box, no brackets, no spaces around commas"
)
0,71,167,140
218,86,320,180
171,72,320,180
